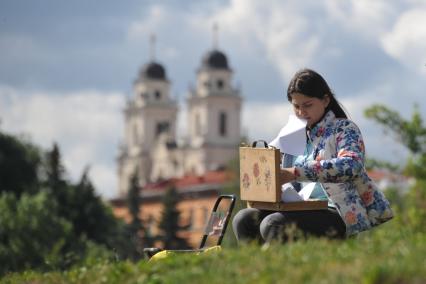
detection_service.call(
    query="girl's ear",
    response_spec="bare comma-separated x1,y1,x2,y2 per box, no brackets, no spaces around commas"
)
323,94,331,108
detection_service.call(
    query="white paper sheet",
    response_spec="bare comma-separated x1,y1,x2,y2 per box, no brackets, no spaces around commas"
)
281,182,317,202
298,183,317,200
269,114,307,156
281,184,303,202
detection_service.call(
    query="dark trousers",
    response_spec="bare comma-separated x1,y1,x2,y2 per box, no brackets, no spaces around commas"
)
232,207,346,244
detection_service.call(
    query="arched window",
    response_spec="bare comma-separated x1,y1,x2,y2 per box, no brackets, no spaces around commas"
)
146,215,155,235
219,112,227,137
194,112,201,136
154,90,161,100
156,122,169,136
202,206,209,227
217,79,224,89
188,208,195,230
132,125,138,145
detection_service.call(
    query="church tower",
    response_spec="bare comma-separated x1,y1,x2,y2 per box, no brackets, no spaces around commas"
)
185,28,242,175
117,36,178,196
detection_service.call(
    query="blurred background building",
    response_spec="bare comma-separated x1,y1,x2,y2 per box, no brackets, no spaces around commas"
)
112,40,243,247
117,45,242,196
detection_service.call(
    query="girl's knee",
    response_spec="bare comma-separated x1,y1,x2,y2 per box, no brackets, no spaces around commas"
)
259,213,287,240
232,208,262,242
232,208,259,226
261,212,286,226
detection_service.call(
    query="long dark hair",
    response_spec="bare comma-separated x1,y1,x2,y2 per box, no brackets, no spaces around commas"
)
287,68,347,119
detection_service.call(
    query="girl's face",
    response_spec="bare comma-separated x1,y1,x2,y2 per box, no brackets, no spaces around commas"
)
290,92,330,127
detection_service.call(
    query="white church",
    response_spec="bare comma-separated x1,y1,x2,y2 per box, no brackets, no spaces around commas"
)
117,43,243,196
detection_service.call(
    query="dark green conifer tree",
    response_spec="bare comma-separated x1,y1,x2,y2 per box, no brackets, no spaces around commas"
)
125,170,154,259
72,167,119,245
0,132,41,196
157,186,190,249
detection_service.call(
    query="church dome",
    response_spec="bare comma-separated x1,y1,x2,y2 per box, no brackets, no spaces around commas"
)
140,61,167,80
201,50,230,70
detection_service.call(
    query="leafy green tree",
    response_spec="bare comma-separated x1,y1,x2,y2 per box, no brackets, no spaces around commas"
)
365,104,426,230
365,104,426,179
0,192,73,275
365,104,426,155
365,158,399,172
157,187,190,249
0,132,128,271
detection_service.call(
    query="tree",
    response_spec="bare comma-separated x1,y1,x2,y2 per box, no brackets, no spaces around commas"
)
0,131,130,271
0,132,41,196
125,170,145,259
42,146,125,251
0,192,73,275
365,104,426,179
157,186,190,249
71,167,120,245
128,171,142,233
365,104,426,230
42,143,68,194
364,158,400,172
364,104,426,155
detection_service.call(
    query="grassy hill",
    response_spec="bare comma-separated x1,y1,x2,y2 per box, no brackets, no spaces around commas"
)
2,212,425,284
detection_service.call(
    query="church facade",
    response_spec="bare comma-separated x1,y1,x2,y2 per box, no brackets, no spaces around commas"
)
117,48,243,196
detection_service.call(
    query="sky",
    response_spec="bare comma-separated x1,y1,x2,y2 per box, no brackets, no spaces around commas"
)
1,0,425,199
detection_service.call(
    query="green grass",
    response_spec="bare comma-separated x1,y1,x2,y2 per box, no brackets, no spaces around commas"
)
2,220,426,284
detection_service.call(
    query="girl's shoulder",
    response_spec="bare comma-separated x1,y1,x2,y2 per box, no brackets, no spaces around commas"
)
333,118,361,131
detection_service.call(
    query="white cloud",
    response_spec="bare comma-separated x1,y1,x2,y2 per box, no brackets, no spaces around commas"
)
205,0,321,80
127,5,169,41
195,0,401,81
381,8,426,74
0,85,125,199
242,101,292,142
324,0,397,38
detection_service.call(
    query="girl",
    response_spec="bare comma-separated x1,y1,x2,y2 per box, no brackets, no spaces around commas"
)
233,69,393,243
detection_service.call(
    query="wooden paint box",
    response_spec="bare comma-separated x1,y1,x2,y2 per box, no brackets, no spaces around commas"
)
239,141,327,211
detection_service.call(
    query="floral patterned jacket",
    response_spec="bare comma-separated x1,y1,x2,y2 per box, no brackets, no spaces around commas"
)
293,111,394,236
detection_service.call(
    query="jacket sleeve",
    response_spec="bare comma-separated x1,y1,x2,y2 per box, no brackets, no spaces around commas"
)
294,120,365,183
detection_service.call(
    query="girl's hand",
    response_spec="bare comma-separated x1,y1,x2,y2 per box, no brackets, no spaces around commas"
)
280,167,296,183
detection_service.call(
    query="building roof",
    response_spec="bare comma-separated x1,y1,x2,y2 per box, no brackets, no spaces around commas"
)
144,170,230,191
177,170,230,187
139,61,167,80
110,170,233,205
200,49,230,70
367,169,414,192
